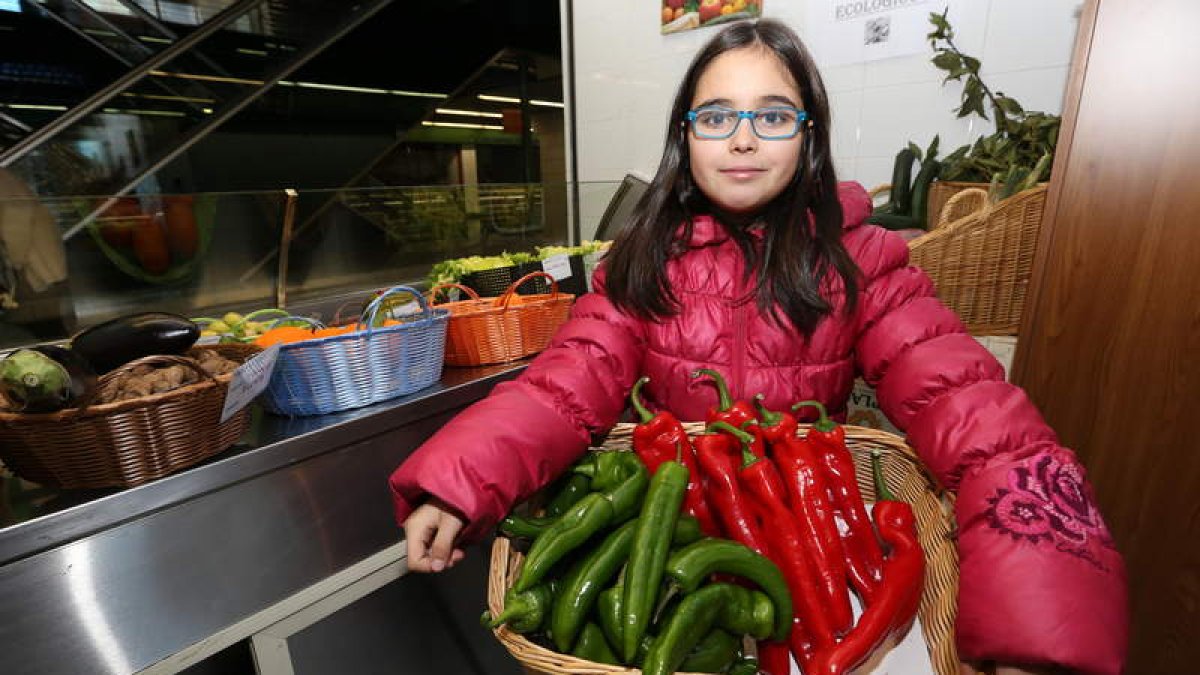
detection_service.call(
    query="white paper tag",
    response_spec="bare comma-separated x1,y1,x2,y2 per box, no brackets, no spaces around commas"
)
219,343,280,423
541,254,572,281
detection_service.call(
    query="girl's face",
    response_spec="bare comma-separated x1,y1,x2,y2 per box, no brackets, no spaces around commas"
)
687,45,805,215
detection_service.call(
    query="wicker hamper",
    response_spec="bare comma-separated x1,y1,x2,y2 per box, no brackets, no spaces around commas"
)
431,272,574,367
0,343,260,489
488,422,960,675
258,286,449,417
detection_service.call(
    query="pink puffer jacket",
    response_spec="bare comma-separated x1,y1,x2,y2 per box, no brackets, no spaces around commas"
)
389,182,1127,673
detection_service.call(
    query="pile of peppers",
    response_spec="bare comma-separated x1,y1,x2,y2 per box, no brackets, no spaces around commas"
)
488,368,925,675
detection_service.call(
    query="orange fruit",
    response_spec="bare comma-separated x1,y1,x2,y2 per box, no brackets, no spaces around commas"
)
662,6,673,23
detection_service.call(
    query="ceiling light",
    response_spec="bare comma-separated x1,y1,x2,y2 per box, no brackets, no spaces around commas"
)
121,92,215,104
236,48,269,56
5,104,69,111
294,82,389,94
435,108,503,119
421,121,504,131
477,94,564,108
390,89,448,99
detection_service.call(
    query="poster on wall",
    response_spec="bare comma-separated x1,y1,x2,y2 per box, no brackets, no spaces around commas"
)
661,0,763,35
805,0,938,66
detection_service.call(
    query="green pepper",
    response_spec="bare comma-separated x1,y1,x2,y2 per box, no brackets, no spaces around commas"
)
570,621,619,665
551,515,707,652
679,629,741,673
642,583,775,675
597,582,624,654
666,538,793,641
498,513,555,539
726,655,761,675
552,520,638,651
620,453,688,661
513,461,648,593
481,581,555,634
545,472,592,517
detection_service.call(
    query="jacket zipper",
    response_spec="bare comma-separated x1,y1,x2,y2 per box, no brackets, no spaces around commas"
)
731,266,748,402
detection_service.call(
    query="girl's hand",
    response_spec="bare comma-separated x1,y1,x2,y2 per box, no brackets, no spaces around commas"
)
403,497,466,573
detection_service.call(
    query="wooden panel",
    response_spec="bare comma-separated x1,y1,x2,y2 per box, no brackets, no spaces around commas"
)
1012,0,1200,672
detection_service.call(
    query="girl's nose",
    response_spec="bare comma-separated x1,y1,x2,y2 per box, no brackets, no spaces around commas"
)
730,119,758,153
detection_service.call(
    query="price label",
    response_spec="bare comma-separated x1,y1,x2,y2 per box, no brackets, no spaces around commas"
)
542,254,572,281
219,343,281,423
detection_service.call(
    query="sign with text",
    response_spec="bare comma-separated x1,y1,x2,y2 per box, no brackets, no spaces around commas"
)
806,0,935,66
219,344,280,423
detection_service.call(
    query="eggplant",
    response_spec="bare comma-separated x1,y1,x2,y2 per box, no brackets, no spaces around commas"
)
0,345,97,413
71,312,200,374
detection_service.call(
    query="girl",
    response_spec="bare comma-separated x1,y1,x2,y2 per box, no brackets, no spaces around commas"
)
389,19,1126,675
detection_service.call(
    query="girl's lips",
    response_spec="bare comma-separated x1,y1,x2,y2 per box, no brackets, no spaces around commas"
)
720,167,766,179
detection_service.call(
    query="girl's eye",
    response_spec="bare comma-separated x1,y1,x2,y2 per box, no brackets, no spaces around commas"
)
758,109,796,127
698,111,731,127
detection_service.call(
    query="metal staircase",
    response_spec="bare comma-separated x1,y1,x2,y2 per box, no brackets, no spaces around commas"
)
1,0,394,237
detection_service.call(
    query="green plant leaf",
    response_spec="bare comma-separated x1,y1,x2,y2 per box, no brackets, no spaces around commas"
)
926,134,940,160
962,55,981,73
996,96,1024,116
932,51,961,72
907,142,923,162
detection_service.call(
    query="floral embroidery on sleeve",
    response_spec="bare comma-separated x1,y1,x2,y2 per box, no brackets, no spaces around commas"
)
984,453,1116,570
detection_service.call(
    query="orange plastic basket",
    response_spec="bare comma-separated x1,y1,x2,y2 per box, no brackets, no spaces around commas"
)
431,271,574,367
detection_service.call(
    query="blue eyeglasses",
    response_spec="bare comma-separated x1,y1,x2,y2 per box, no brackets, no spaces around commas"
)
685,106,809,140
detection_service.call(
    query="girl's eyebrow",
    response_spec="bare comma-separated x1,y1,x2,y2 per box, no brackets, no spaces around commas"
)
693,94,801,109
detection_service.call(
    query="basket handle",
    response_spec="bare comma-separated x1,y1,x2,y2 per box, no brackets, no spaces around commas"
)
429,283,481,305
495,271,559,310
265,315,326,331
359,285,434,332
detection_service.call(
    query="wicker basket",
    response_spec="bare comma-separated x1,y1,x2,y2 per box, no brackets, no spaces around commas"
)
431,272,574,368
0,343,260,489
487,422,960,675
908,185,1049,336
258,286,449,417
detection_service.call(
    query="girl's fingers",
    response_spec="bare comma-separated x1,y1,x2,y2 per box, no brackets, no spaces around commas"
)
403,504,441,572
428,511,465,572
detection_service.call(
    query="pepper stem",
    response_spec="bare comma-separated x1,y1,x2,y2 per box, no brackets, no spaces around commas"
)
753,393,782,426
707,420,758,467
871,449,897,502
630,376,653,423
692,368,733,411
792,400,836,433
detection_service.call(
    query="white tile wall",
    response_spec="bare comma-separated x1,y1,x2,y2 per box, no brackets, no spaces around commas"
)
569,0,1081,198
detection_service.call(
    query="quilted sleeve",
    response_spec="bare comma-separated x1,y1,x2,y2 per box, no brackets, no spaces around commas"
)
387,271,646,542
850,225,1128,674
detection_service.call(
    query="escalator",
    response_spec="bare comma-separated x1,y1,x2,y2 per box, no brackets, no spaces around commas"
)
1,0,395,237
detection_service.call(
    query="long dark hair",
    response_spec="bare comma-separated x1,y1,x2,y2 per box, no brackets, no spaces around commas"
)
603,19,860,335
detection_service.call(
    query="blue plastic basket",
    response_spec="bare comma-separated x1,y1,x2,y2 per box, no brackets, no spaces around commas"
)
258,286,450,416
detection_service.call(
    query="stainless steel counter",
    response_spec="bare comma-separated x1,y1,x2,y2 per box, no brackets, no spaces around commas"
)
0,362,525,675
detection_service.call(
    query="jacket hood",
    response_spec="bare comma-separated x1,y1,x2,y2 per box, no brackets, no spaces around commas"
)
682,181,874,247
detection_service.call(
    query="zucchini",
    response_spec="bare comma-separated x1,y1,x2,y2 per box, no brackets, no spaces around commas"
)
71,312,199,374
890,148,916,216
910,158,942,229
0,346,96,412
865,213,921,231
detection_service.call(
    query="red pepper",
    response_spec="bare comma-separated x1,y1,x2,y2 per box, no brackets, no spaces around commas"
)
693,422,770,555
808,451,925,675
793,400,885,603
757,639,794,675
774,433,854,635
630,376,720,536
735,430,838,655
753,394,799,446
693,368,759,429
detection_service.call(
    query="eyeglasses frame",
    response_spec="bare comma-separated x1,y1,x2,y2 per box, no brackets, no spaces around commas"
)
684,105,811,140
